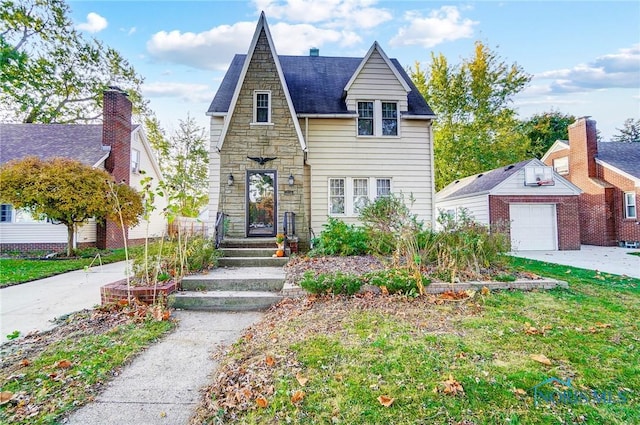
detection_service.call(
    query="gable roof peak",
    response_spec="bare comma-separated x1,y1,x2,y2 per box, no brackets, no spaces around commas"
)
215,12,306,152
344,41,411,93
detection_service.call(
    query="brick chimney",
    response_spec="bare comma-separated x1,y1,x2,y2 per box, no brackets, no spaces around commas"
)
568,117,598,178
97,87,133,250
102,86,132,184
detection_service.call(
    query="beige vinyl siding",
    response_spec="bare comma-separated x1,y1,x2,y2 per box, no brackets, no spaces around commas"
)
128,130,167,239
0,221,96,244
492,168,581,196
345,50,408,113
208,116,224,234
435,194,489,229
306,118,433,234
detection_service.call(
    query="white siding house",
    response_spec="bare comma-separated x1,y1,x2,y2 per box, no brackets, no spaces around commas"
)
206,13,436,247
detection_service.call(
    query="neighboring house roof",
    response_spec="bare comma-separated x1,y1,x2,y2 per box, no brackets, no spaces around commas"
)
596,142,640,180
0,124,108,167
207,53,434,117
436,159,532,201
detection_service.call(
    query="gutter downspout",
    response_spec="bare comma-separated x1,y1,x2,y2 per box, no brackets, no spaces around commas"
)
428,120,437,228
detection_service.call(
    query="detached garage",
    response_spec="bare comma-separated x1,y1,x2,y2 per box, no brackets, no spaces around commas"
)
436,159,582,251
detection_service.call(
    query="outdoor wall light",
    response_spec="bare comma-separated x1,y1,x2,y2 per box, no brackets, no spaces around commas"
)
227,173,234,186
288,174,295,186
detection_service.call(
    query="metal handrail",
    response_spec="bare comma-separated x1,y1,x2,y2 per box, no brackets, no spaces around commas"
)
283,211,296,237
214,212,227,249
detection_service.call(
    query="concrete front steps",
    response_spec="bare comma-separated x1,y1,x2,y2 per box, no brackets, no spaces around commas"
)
168,238,289,311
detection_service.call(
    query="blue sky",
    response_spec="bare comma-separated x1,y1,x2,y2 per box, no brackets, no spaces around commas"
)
68,1,639,140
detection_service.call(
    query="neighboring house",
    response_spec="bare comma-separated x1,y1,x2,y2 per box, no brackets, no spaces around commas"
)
0,88,167,253
542,117,640,247
206,13,435,248
436,158,582,251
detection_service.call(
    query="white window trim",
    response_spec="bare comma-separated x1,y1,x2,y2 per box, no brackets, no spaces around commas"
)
356,100,400,138
328,177,393,217
131,148,141,173
624,191,637,219
553,156,569,175
252,90,272,125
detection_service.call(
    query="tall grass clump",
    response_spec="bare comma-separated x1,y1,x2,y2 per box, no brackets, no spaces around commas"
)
432,208,510,282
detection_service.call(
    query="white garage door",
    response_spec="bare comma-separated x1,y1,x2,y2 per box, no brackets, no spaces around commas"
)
509,204,557,251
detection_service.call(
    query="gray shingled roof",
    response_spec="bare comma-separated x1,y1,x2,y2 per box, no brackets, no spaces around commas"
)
207,54,434,116
0,124,107,166
597,142,640,179
436,159,533,201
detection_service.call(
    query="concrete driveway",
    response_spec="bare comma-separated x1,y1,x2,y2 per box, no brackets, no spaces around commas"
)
0,261,129,343
510,245,640,278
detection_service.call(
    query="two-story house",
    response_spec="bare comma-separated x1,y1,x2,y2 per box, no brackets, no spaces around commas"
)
542,117,640,247
206,13,435,248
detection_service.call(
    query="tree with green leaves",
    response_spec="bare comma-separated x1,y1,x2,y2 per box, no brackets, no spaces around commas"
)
0,0,147,123
410,41,532,190
0,156,143,256
520,111,576,158
145,115,209,217
611,118,640,142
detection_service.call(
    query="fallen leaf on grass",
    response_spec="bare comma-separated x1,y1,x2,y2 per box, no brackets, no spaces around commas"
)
56,359,72,369
265,355,275,367
20,359,30,367
524,322,552,335
377,395,394,407
0,391,13,405
481,286,490,296
291,390,305,404
256,396,268,408
442,374,464,396
296,373,308,386
530,354,552,366
380,286,389,296
513,388,527,396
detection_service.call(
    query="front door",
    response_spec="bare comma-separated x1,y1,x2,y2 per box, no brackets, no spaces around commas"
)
246,170,277,237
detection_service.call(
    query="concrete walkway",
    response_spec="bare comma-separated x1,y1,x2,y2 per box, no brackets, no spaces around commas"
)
0,261,130,343
510,245,640,278
66,310,261,425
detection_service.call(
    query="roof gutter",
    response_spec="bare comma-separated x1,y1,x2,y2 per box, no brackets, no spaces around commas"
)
595,158,640,187
402,114,437,120
297,113,358,118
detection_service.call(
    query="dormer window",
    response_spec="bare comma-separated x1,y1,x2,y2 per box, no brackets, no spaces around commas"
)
357,100,399,137
254,91,271,123
381,102,398,136
357,102,374,135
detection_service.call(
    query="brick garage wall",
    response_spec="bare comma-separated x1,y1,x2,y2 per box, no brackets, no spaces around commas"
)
489,195,581,250
599,165,640,244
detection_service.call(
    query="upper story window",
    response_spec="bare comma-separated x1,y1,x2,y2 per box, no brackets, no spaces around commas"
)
254,91,271,123
1,204,13,222
357,100,399,137
553,156,569,175
381,102,398,136
357,102,374,135
624,192,637,219
131,148,141,173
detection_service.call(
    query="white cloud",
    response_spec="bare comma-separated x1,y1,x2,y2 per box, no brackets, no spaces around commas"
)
537,44,640,94
142,82,213,103
146,20,360,70
76,12,108,33
389,6,477,48
253,0,392,29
